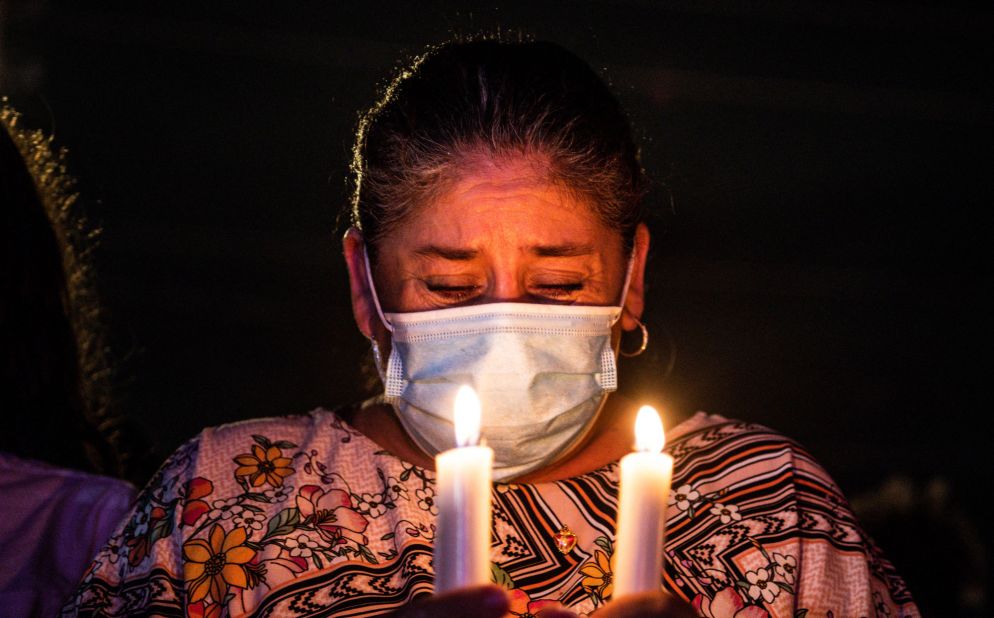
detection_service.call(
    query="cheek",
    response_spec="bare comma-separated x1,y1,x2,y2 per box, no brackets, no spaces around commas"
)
367,254,413,313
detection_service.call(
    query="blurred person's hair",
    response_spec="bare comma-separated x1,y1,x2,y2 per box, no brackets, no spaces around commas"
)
1,102,149,482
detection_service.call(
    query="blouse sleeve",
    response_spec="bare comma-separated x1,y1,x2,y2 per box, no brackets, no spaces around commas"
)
782,438,918,616
61,437,202,617
668,419,919,618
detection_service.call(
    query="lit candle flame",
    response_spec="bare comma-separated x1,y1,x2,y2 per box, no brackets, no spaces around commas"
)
454,385,481,448
634,405,665,453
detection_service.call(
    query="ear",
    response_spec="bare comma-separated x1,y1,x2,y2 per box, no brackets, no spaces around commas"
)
342,227,386,340
620,223,650,332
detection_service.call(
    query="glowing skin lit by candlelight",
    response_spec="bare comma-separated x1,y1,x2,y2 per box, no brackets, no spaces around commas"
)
454,385,481,448
613,405,673,598
635,405,665,453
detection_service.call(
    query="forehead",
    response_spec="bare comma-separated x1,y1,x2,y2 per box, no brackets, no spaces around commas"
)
387,157,619,250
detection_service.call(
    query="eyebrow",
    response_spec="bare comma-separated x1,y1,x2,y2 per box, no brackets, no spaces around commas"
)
414,245,479,260
532,243,596,257
414,243,595,260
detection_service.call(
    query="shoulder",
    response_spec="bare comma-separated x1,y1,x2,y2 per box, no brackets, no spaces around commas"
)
98,405,365,560
666,412,879,570
159,407,363,478
62,406,372,616
126,406,374,520
666,411,847,510
198,406,347,447
668,410,810,453
665,415,920,615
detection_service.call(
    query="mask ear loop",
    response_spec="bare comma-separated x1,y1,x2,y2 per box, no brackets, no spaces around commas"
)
619,253,635,306
616,250,649,357
362,244,394,333
611,252,636,325
362,244,397,385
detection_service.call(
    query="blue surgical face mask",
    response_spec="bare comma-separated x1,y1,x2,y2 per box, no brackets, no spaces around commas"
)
364,248,631,482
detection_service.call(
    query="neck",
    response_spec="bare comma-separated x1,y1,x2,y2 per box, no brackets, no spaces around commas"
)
349,394,637,483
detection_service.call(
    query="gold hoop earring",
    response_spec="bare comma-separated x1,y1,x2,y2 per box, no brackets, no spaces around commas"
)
620,319,649,357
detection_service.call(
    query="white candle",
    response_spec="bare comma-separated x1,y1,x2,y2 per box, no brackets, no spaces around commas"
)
433,385,494,594
613,405,674,598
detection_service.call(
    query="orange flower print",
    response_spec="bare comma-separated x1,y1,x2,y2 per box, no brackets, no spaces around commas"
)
233,444,295,488
186,599,223,618
579,550,615,600
183,524,256,604
296,485,369,545
126,534,151,567
505,588,562,617
182,477,214,527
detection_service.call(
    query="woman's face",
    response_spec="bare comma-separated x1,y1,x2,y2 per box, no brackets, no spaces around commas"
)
344,156,649,343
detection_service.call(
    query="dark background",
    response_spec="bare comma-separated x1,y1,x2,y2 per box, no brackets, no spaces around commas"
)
3,1,991,614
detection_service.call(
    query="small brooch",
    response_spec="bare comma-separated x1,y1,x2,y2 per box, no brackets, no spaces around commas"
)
553,524,578,555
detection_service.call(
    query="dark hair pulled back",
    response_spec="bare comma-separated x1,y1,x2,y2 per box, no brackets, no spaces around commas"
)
349,38,647,258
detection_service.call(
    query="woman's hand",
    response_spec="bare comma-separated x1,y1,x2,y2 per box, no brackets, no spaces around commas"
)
389,585,508,618
594,591,698,618
389,586,695,618
390,585,577,618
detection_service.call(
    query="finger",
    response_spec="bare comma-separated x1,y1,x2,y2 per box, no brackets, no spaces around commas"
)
595,591,698,617
401,585,510,618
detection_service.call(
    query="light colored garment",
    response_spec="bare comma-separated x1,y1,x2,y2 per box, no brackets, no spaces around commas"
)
62,407,919,617
0,452,135,617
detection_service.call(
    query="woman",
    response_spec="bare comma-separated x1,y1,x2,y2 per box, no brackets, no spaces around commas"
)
65,40,918,617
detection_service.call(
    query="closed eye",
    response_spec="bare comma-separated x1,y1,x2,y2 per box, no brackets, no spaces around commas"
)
532,282,584,299
425,283,482,301
424,282,584,302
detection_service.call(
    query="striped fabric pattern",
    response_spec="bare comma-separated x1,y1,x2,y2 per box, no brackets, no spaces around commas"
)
63,409,918,617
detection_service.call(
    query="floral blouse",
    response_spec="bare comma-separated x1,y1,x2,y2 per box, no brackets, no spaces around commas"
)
62,407,918,617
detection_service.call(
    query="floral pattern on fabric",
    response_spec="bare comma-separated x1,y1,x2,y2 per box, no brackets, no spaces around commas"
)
63,409,919,617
